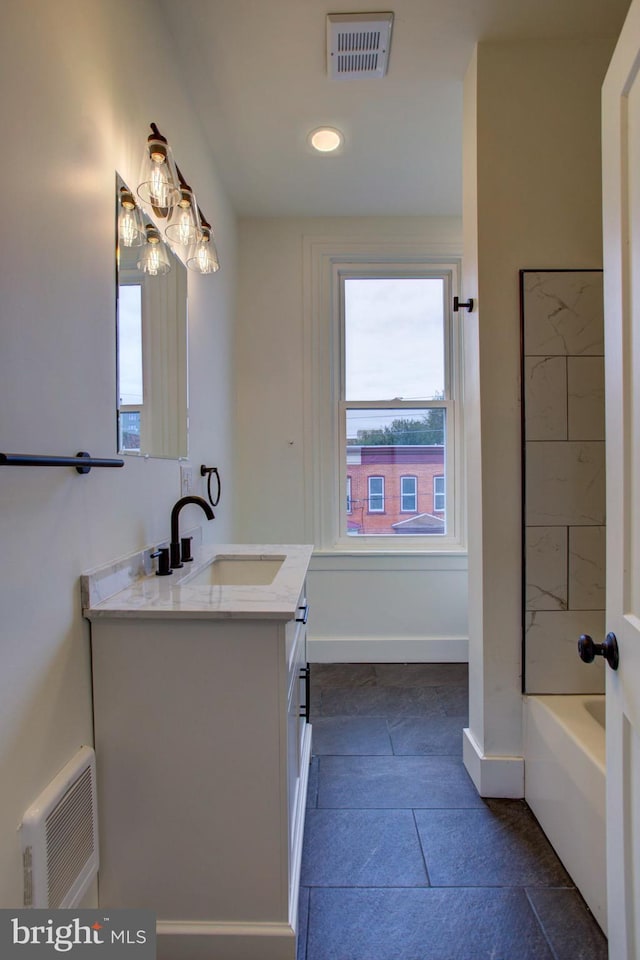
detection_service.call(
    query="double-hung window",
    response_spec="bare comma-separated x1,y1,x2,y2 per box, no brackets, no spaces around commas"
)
401,476,418,513
338,266,460,544
308,242,463,551
368,476,385,512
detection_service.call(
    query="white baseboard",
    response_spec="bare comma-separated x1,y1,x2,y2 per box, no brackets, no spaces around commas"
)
306,636,468,663
156,921,295,960
463,727,524,798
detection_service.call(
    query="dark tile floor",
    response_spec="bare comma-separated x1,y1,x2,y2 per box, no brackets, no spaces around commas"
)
296,663,607,960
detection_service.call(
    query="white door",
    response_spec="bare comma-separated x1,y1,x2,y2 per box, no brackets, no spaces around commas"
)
603,3,640,957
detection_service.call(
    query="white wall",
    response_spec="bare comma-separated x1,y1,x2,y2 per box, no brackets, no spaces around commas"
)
0,0,236,906
462,39,614,796
235,216,468,661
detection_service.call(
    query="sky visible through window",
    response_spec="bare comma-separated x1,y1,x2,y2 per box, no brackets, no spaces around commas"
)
345,277,444,399
344,277,444,436
118,284,143,405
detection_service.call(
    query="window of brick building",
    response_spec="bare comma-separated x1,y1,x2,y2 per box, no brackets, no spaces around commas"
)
368,476,385,512
401,476,418,512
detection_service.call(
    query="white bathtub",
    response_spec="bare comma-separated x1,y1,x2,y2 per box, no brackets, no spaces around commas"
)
524,694,606,933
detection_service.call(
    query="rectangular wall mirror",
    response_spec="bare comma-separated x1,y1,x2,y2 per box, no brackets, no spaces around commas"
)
115,173,188,460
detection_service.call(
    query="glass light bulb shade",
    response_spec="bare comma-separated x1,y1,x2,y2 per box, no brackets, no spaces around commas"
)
165,186,200,245
186,228,220,274
137,225,172,276
118,188,145,247
137,137,180,216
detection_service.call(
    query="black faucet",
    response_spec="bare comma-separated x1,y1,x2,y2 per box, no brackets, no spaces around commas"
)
170,495,214,569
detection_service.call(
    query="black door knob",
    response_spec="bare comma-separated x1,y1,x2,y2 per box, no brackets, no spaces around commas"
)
578,632,619,670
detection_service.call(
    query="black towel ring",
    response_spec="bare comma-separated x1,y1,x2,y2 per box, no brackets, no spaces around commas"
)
200,465,221,508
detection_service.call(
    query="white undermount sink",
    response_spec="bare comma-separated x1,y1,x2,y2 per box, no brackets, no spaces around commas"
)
185,555,285,586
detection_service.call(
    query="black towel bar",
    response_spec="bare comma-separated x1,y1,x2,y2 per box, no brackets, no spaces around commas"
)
0,451,125,474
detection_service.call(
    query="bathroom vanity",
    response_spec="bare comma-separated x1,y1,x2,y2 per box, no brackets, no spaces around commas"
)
82,543,313,960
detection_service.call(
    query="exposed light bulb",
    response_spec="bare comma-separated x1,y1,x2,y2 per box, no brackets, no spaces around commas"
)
165,186,200,246
118,187,145,247
120,211,138,247
178,211,192,245
137,130,180,215
186,226,220,274
137,225,171,276
149,161,173,209
196,243,211,272
146,245,163,276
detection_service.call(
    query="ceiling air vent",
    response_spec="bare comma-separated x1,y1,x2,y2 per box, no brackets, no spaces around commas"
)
327,12,394,80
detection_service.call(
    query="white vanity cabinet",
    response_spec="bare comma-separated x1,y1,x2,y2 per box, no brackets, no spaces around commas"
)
83,544,313,960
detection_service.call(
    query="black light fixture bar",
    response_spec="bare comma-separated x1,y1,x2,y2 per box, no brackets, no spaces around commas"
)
0,452,124,474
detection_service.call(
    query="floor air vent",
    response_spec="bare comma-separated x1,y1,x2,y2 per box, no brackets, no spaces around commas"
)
21,746,99,908
327,13,394,80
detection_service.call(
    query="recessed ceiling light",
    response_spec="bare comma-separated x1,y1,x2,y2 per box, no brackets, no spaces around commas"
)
309,127,343,153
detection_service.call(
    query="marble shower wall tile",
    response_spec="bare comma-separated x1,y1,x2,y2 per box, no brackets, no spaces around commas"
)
525,441,605,526
522,270,605,694
567,357,605,441
525,527,567,611
522,271,604,357
569,526,606,610
525,610,606,694
523,356,567,440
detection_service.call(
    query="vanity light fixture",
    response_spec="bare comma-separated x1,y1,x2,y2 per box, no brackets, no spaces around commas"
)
309,126,343,153
137,223,172,276
135,123,220,275
137,123,181,216
118,186,145,247
186,220,220,274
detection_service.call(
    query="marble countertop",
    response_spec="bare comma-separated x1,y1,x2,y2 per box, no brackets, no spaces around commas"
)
82,542,313,621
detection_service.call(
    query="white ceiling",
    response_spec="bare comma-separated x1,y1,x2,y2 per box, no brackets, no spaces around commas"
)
159,0,630,218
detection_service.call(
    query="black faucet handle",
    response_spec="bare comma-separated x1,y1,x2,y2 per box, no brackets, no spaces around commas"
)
181,536,193,563
151,547,172,577
169,541,183,569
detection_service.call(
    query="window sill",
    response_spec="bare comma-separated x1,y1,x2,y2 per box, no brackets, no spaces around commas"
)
312,547,468,556
309,550,468,572
315,536,467,555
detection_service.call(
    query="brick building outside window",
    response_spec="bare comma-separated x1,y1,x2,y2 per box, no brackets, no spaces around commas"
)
346,444,445,535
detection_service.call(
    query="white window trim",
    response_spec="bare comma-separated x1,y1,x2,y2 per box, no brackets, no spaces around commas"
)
303,237,466,554
434,474,446,513
346,475,352,514
401,475,418,513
